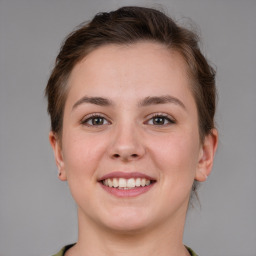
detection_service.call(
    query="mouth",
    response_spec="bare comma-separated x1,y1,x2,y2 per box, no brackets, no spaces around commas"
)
98,172,156,197
101,177,155,190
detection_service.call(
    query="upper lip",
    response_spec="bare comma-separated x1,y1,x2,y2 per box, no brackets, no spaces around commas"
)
98,172,156,181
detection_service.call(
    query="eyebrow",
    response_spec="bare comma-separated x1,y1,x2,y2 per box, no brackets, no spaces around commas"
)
72,96,113,110
138,95,186,109
72,95,186,110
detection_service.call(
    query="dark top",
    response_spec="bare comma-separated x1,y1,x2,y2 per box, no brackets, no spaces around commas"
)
52,244,198,256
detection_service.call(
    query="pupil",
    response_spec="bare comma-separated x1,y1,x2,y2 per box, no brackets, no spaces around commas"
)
93,117,103,125
153,117,164,125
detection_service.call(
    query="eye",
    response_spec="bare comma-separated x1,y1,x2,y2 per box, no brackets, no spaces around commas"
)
81,114,110,126
146,114,175,126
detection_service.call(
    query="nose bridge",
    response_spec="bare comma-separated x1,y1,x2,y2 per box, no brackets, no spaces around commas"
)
109,117,145,161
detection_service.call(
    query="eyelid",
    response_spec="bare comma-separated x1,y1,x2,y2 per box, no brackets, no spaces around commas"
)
80,113,111,126
144,112,176,125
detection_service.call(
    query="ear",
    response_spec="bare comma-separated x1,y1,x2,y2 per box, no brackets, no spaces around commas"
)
49,131,67,181
195,129,218,182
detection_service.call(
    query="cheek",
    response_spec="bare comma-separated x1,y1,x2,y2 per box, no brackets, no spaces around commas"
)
62,132,107,177
149,131,200,176
61,133,108,204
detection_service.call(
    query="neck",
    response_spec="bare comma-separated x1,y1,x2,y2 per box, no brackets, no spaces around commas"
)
66,206,190,256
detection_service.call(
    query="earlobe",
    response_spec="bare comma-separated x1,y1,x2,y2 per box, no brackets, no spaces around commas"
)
195,129,218,182
49,131,67,181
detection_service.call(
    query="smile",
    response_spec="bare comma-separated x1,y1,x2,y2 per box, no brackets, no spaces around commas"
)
99,172,156,197
102,177,153,190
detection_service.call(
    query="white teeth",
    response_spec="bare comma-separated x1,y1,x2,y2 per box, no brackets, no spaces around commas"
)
127,178,135,188
113,178,118,188
108,179,113,187
102,177,152,189
135,178,141,187
119,178,126,188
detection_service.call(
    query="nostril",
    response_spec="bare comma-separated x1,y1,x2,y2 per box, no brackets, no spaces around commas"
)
112,153,138,159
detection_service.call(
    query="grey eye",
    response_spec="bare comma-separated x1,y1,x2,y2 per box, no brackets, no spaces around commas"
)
82,116,109,126
147,115,175,125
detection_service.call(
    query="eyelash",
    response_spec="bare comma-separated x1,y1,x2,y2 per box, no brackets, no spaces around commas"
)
145,113,176,126
80,113,175,127
80,113,111,127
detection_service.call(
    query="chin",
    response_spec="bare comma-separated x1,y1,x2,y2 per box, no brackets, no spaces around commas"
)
104,221,150,234
100,208,152,233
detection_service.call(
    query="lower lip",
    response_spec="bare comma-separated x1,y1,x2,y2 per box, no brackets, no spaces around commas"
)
99,182,155,197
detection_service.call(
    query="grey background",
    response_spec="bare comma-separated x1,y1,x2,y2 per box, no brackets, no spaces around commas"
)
0,0,255,255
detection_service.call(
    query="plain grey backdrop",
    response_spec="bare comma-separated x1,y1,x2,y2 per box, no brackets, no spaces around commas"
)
0,0,255,255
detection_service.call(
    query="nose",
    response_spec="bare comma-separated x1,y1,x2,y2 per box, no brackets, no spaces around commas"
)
108,124,145,162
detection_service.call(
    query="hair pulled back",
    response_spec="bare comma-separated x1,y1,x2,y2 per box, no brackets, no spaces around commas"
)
45,6,216,142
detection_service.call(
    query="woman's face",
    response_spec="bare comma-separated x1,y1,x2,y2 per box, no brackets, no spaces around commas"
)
50,42,216,232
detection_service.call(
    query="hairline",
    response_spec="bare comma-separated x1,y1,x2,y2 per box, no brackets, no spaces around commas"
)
55,40,205,143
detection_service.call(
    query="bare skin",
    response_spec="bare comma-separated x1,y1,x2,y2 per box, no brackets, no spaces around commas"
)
50,42,218,256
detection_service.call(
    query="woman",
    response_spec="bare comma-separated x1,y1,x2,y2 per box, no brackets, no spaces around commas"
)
46,6,218,256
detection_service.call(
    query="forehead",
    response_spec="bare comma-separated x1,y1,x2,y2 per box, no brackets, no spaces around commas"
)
65,42,194,106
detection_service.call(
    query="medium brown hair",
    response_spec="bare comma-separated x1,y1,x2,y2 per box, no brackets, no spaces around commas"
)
45,6,216,141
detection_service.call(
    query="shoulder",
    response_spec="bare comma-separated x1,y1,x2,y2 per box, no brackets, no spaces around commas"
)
186,246,198,256
52,244,197,256
52,244,75,256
